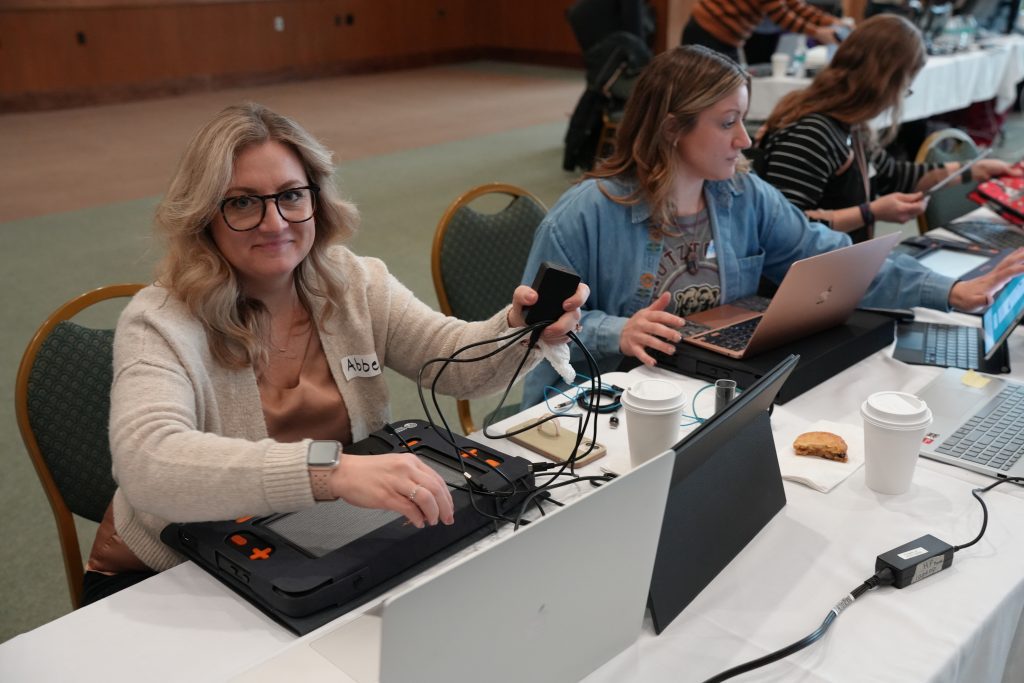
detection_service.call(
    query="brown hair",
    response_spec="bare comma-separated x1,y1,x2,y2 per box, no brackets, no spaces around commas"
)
154,102,358,370
763,14,926,144
589,45,750,233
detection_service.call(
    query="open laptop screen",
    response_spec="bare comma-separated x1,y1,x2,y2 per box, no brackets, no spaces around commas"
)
983,274,1024,358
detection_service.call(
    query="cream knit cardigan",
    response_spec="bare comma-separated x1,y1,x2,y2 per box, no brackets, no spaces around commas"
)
109,246,541,571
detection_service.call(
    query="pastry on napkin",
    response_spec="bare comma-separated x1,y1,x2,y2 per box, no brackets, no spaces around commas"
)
776,420,863,493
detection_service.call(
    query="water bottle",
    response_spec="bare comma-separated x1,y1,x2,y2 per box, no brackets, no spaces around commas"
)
792,36,808,78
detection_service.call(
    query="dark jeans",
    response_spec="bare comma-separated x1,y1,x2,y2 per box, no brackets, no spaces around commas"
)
82,570,157,606
682,18,741,64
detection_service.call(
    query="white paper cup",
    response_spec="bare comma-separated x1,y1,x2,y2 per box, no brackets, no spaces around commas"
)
621,379,686,468
771,52,790,78
861,391,933,494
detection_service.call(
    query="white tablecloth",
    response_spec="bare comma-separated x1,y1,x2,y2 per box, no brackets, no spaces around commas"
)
748,34,1024,123
2,311,1024,682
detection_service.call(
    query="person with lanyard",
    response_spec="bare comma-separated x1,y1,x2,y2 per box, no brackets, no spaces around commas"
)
83,103,588,605
682,0,846,62
519,44,1024,409
757,14,1019,243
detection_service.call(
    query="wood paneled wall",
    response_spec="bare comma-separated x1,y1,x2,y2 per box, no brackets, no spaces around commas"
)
1,1,692,111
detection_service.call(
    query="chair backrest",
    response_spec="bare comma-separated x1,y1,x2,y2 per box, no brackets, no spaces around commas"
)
916,127,980,234
432,184,547,321
15,283,145,608
431,184,547,433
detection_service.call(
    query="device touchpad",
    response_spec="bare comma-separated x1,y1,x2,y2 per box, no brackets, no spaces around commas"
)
900,330,925,350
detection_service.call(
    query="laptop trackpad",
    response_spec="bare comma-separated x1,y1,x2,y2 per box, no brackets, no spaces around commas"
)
311,613,383,682
899,329,925,351
918,370,1001,426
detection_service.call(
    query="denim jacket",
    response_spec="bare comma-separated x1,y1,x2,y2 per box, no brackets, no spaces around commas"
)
520,173,954,407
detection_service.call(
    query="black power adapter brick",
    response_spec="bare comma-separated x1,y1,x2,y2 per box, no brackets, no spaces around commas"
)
525,262,581,346
874,534,954,588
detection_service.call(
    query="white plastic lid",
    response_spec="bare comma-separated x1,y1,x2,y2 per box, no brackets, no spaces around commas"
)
621,379,686,414
861,391,932,428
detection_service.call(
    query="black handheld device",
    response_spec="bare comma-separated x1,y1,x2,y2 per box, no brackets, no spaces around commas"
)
525,262,581,345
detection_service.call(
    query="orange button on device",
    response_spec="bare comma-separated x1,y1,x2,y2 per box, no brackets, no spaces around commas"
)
249,547,272,560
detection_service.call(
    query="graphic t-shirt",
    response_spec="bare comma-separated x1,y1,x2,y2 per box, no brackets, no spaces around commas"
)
652,207,720,317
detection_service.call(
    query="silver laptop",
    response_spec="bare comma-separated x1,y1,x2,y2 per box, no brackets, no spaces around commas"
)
234,451,674,683
684,232,901,359
917,368,1024,479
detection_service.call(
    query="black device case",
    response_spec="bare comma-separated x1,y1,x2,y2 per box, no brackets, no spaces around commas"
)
161,420,536,635
652,310,894,403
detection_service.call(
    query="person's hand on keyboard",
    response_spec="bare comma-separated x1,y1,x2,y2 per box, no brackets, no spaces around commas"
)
619,292,685,367
949,247,1024,312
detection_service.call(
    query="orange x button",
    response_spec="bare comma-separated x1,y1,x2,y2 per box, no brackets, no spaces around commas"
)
249,547,272,560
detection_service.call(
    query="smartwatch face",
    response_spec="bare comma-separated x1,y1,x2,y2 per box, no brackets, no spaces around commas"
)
308,441,339,467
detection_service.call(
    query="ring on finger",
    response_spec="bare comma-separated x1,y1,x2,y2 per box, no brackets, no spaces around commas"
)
407,484,422,502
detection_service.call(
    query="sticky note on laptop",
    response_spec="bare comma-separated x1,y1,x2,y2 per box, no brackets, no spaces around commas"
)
961,370,990,388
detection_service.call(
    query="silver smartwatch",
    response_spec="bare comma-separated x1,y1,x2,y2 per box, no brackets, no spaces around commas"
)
307,440,341,501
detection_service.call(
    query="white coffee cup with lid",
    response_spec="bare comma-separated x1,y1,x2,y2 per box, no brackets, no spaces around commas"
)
771,52,790,78
860,391,933,494
621,379,686,468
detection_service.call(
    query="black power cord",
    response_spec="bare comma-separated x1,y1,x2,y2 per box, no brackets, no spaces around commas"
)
701,475,1024,682
700,569,895,683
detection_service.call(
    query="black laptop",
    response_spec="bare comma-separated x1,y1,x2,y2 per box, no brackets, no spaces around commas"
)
161,420,537,635
893,273,1024,374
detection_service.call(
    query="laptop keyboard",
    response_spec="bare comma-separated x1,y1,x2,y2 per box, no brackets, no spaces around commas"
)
934,384,1024,471
695,316,762,351
948,221,1024,250
925,324,979,370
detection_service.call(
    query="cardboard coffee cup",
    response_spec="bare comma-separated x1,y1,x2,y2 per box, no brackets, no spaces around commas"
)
621,379,686,468
860,391,933,494
771,52,790,78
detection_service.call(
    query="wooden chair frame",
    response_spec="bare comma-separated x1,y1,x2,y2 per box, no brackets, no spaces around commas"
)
915,128,978,235
15,283,145,608
431,183,546,434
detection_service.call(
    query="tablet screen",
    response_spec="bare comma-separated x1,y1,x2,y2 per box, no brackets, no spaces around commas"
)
983,274,1024,356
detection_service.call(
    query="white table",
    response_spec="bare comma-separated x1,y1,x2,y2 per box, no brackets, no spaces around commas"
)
3,312,1024,682
748,34,1024,122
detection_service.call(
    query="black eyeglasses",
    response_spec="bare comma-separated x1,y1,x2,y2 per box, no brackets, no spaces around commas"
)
219,184,319,232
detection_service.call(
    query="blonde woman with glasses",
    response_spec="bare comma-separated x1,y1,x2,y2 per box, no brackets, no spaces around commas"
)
83,103,587,604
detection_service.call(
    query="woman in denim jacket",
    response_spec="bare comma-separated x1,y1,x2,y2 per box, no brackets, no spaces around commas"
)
521,45,1024,407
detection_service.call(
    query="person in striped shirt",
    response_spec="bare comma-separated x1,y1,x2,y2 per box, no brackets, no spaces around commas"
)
758,14,1018,243
682,0,845,62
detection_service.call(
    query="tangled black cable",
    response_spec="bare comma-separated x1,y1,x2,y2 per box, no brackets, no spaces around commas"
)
414,323,609,528
415,323,541,524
